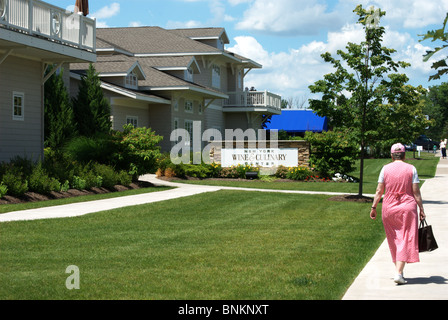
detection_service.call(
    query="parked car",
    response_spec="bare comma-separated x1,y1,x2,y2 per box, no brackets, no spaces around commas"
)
414,135,439,150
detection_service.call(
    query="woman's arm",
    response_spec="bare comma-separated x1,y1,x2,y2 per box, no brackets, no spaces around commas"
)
370,183,385,220
412,183,426,220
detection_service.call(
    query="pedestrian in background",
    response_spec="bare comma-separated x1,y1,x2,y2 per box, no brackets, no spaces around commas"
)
370,143,426,284
440,139,447,159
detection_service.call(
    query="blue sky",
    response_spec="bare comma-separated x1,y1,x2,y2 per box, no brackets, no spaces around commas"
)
47,0,448,106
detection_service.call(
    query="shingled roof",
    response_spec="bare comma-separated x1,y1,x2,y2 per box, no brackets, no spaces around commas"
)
96,26,223,55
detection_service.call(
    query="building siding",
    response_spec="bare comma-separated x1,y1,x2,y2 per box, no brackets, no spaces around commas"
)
0,56,43,162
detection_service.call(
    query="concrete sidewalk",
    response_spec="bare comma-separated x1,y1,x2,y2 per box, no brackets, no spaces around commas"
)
343,155,448,300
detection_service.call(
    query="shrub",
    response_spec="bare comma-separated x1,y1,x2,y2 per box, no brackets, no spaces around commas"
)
78,167,102,189
1,171,28,197
61,180,70,192
71,176,86,190
28,163,61,194
208,163,222,178
0,183,8,198
275,166,289,179
43,148,76,183
117,170,132,187
92,163,118,189
113,124,163,179
184,164,211,179
166,163,186,178
64,135,115,164
305,130,359,178
286,166,313,181
235,164,259,179
219,166,239,178
220,165,259,179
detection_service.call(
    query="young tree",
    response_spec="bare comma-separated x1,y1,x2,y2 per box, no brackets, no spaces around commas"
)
309,5,429,196
44,68,77,151
73,64,111,137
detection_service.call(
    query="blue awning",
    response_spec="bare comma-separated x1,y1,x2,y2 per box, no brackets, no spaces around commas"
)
265,110,328,133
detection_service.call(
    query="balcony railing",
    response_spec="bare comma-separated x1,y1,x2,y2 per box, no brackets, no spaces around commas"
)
224,90,282,112
0,0,96,52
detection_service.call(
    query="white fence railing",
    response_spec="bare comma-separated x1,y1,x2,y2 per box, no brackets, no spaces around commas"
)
224,91,282,111
0,0,95,52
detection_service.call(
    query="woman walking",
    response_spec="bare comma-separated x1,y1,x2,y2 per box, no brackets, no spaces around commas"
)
370,143,426,284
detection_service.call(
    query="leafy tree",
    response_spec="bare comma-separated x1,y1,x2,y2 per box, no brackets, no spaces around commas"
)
44,68,77,151
308,5,429,196
423,82,448,140
73,64,111,137
419,13,448,81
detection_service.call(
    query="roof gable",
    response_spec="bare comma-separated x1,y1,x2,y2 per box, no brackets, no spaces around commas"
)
169,28,230,44
71,59,146,79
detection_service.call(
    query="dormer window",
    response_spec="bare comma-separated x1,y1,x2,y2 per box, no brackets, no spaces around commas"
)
185,67,194,82
125,71,138,89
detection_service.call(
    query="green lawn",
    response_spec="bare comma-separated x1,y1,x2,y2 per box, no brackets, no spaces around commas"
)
0,191,385,300
0,152,439,300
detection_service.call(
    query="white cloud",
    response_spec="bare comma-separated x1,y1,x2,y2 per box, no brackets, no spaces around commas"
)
341,0,448,29
167,0,236,29
129,21,143,27
166,20,203,29
235,0,344,35
91,3,120,20
228,17,442,101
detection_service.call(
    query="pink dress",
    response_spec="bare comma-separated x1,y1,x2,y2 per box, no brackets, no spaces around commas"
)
380,161,419,263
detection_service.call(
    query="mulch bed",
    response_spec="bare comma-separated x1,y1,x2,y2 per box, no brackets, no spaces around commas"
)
0,181,154,205
327,194,373,203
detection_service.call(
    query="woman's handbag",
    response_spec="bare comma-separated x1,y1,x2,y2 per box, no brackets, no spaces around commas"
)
418,219,438,252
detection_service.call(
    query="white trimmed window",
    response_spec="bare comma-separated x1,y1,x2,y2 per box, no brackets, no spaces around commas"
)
125,71,138,89
185,100,193,113
126,116,138,127
13,92,24,121
184,120,193,147
212,64,221,88
174,118,179,130
198,103,203,115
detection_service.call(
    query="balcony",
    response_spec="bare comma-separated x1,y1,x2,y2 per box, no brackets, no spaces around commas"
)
0,0,95,52
223,90,282,114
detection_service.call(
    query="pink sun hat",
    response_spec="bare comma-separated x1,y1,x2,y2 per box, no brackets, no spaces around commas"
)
391,143,405,153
